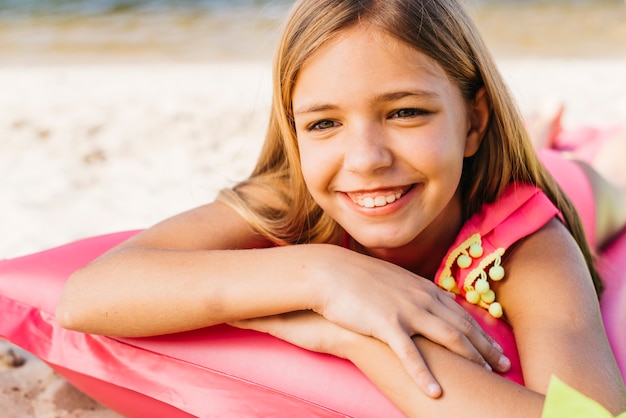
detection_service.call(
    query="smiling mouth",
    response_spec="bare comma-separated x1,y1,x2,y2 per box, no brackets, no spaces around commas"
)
347,186,413,208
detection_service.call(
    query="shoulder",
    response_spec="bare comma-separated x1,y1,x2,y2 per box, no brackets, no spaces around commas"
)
499,216,598,328
498,217,626,410
435,183,563,315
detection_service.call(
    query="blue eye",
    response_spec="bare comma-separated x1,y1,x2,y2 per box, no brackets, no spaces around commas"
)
308,120,338,131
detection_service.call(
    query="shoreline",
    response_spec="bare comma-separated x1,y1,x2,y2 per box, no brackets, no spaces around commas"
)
1,1,625,65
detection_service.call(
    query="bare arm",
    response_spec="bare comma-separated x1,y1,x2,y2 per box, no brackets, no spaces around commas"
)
56,198,507,396
56,201,322,336
389,219,626,414
233,311,544,417
233,218,626,416
500,218,626,413
353,336,544,417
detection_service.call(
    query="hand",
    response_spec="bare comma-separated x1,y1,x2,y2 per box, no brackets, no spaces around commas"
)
308,244,510,398
229,311,358,359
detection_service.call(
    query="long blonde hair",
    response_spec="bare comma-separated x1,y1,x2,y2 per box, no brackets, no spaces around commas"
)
218,0,602,293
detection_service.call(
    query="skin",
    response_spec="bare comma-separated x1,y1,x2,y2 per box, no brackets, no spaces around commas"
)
233,220,626,415
292,24,484,277
57,25,507,399
236,25,626,414
56,24,626,416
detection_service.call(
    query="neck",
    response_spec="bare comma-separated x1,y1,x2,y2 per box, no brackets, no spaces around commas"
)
354,195,465,281
365,228,458,280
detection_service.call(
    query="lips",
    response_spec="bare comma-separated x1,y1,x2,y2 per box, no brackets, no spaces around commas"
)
346,186,412,208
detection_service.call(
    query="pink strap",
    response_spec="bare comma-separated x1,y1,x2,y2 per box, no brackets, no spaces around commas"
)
450,184,560,255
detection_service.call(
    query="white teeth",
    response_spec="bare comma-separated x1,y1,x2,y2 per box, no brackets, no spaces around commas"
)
374,196,387,206
355,192,403,208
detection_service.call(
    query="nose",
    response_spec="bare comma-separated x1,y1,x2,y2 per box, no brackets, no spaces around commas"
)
343,123,393,174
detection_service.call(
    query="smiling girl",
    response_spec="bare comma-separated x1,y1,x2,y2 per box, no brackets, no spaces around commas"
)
56,0,626,416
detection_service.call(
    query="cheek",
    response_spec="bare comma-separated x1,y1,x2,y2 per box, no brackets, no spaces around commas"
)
298,141,312,177
404,128,464,168
298,142,324,196
298,140,342,204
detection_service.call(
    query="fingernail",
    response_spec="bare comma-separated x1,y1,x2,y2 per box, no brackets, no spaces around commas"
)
427,383,442,397
485,363,492,372
499,355,511,371
492,341,503,352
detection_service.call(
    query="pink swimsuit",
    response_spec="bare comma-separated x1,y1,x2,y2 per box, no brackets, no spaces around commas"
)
432,151,626,386
432,182,561,384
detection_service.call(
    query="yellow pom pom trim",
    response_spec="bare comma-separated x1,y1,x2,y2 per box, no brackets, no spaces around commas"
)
437,233,506,318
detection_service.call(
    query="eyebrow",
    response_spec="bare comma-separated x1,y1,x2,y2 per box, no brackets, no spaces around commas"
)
293,89,440,116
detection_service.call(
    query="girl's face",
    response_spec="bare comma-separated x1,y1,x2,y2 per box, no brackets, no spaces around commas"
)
292,25,486,260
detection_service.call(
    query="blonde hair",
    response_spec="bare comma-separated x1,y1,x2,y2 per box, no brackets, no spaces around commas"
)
218,0,602,293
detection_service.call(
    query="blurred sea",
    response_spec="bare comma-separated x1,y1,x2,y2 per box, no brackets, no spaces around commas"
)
0,0,624,64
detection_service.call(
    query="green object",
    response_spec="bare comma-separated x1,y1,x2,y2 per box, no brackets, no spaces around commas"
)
542,376,626,418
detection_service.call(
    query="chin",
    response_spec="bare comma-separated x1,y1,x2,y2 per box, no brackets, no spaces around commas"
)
351,232,413,251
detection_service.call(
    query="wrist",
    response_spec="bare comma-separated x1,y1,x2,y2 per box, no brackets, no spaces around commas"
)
299,243,343,314
321,322,367,360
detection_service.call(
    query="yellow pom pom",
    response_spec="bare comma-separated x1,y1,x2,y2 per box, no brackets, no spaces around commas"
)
457,254,472,269
440,276,457,291
488,302,503,318
475,279,490,294
469,243,483,258
481,289,496,303
489,265,505,281
465,290,480,304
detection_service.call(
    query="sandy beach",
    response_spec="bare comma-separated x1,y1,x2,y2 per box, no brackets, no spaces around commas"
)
1,1,626,416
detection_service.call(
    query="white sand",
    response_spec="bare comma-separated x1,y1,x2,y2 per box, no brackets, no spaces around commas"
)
2,59,625,259
1,63,273,260
1,58,625,416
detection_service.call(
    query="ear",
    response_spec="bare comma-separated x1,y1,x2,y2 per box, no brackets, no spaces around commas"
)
464,87,490,157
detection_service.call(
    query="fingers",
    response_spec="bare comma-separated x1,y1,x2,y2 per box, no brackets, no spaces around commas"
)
386,335,442,398
227,317,268,331
382,303,510,399
427,292,510,372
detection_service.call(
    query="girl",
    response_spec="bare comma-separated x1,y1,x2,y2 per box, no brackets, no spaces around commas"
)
56,0,626,415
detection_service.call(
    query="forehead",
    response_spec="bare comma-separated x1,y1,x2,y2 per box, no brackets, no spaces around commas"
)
292,24,456,105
